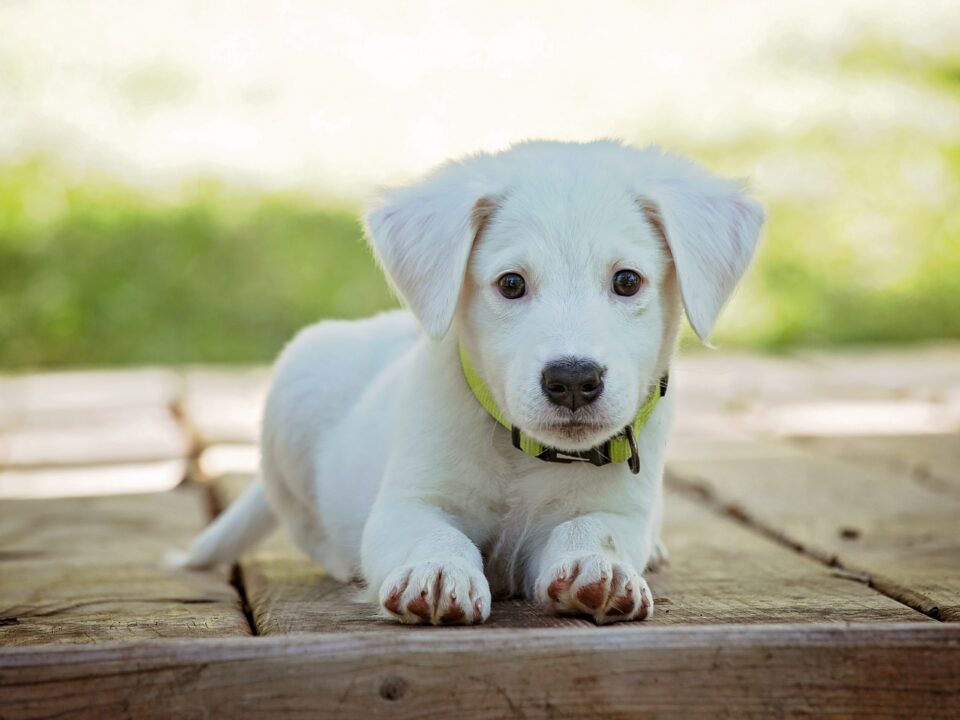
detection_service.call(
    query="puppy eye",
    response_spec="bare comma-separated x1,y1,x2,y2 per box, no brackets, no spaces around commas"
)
497,273,526,299
612,269,644,297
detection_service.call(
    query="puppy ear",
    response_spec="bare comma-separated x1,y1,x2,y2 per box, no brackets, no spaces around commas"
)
636,152,764,342
364,162,497,339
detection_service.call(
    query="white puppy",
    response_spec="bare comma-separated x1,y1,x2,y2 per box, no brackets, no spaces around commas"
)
184,140,763,625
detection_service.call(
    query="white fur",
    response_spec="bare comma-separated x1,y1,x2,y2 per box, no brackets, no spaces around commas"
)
184,140,763,625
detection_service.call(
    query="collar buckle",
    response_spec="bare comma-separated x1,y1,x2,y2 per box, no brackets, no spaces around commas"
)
514,426,612,467
538,442,612,468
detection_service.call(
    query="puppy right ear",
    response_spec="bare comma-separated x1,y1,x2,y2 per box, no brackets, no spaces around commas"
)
364,161,497,340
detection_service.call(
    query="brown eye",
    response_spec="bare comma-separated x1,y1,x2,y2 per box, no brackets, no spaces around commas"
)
497,273,526,299
612,269,643,296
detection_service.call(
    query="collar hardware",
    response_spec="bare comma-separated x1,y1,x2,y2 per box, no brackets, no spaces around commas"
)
623,424,640,474
462,344,666,474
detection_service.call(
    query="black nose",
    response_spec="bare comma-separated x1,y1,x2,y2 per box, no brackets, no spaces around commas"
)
541,359,604,411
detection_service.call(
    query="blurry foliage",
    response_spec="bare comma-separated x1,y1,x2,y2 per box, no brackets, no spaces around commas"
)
699,130,960,350
2,34,959,368
697,35,960,350
0,161,395,367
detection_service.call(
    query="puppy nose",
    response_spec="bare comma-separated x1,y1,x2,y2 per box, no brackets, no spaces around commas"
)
541,359,604,411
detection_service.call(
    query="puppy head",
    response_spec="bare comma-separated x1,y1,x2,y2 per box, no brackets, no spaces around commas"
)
365,141,764,452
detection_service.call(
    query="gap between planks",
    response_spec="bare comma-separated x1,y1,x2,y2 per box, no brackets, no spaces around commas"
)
172,371,261,637
196,461,261,638
665,466,945,622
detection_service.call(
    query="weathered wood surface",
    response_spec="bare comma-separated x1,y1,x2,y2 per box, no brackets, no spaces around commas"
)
180,367,269,446
797,344,960,400
0,409,188,470
672,345,960,438
2,624,958,720
1,348,959,717
197,443,261,479
667,437,960,621
0,459,187,499
0,368,190,497
793,434,960,497
0,485,251,646
215,473,925,635
0,369,182,427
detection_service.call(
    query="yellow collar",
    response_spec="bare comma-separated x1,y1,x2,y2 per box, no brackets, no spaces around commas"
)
459,344,667,474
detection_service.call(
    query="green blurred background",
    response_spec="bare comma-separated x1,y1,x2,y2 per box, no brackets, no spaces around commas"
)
2,5,958,369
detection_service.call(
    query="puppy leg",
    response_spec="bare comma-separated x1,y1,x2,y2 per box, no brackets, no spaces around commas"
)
647,538,670,572
260,465,328,563
531,513,654,624
363,502,491,626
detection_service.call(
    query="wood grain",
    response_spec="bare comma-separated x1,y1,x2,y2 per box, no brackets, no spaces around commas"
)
0,368,182,427
0,408,188,469
0,485,251,645
1,624,957,719
180,368,269,446
671,346,960,439
667,438,960,621
792,434,960,497
214,473,924,635
0,459,187,499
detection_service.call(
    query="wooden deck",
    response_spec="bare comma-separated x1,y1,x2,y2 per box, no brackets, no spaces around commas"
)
2,347,959,718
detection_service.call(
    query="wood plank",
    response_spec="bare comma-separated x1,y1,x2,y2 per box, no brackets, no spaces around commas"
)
197,443,260,479
213,473,923,635
741,398,959,437
180,368,269,446
0,485,251,645
0,408,189,469
650,483,926,626
0,460,186,499
672,346,960,439
1,624,958,719
0,369,182,427
667,438,960,621
797,344,960,400
645,350,825,441
792,434,960,497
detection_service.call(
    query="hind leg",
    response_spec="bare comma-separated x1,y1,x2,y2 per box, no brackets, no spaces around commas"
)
263,466,361,581
260,463,328,562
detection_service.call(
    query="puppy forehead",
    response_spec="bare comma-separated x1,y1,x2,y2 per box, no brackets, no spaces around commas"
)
475,180,661,273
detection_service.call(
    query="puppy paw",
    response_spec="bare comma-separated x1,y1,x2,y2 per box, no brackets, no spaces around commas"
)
379,559,491,625
535,554,652,624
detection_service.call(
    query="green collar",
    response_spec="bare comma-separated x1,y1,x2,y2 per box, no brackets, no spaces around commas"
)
459,344,667,474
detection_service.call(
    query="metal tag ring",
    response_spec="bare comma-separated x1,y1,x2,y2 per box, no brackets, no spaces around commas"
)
623,425,641,474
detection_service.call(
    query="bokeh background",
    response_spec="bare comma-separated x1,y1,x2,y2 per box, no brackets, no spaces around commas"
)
2,0,959,369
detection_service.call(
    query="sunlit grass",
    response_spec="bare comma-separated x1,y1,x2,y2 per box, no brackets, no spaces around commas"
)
0,160,395,367
699,130,960,349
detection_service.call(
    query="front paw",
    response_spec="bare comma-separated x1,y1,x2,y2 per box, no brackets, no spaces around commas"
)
379,559,491,625
535,554,652,624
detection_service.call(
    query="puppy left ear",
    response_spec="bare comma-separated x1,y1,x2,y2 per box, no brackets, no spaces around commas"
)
364,161,497,340
636,152,765,342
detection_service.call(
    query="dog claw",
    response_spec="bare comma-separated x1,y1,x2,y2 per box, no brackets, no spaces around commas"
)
536,554,652,623
379,560,491,625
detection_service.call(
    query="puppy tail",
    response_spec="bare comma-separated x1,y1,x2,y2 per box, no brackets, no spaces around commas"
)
180,479,277,569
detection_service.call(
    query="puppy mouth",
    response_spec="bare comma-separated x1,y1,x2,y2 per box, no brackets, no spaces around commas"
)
543,421,607,433
529,419,618,449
